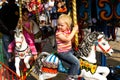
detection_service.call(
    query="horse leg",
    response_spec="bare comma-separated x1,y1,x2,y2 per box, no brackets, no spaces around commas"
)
24,56,31,69
15,57,20,76
81,69,106,80
93,66,109,80
84,73,107,80
96,66,110,77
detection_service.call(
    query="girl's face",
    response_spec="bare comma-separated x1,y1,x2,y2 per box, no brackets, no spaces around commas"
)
57,20,69,32
23,12,29,21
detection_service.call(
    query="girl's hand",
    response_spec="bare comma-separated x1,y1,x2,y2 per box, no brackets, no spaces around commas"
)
33,54,37,60
73,25,78,33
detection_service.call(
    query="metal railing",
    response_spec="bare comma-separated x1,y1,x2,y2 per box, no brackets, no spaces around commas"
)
0,62,20,80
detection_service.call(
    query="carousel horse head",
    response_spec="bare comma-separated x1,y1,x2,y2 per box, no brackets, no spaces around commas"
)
14,27,26,49
94,34,113,56
75,32,113,58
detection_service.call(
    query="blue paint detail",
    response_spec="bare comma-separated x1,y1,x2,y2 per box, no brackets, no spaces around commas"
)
101,53,106,66
49,54,54,62
78,0,92,21
116,3,120,16
96,0,112,20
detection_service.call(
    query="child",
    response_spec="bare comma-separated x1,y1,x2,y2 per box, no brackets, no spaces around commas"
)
8,8,37,60
56,14,80,80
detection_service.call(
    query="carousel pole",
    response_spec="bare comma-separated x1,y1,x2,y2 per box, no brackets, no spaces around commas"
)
18,0,27,79
72,0,79,48
35,0,40,25
72,0,82,80
19,0,23,29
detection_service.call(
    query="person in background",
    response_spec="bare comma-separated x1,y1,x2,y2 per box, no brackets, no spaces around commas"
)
0,0,19,70
27,0,44,23
56,14,80,80
48,0,57,30
56,0,67,17
43,0,51,24
39,11,47,26
57,1,67,13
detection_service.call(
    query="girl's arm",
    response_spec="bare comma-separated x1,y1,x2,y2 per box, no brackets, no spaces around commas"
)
57,25,78,42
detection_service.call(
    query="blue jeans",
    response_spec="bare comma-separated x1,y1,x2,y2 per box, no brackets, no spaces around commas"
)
57,49,80,76
2,34,11,61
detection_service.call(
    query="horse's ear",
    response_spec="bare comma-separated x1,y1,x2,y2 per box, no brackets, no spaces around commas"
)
97,34,104,40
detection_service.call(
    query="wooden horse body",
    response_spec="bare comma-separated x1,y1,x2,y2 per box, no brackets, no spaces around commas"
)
14,27,32,76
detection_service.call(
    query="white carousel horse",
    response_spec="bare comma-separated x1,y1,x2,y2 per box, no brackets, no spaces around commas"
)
32,32,113,80
14,27,32,76
76,32,113,80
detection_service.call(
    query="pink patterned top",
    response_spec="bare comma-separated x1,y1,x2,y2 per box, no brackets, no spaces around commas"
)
56,30,72,53
23,21,34,42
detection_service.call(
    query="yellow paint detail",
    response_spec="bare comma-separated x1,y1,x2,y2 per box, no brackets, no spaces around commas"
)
80,59,97,74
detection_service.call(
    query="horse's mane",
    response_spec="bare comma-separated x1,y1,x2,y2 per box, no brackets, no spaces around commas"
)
75,31,104,58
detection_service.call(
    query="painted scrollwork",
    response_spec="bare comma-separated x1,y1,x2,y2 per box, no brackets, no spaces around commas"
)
114,1,120,19
98,0,113,20
81,0,89,20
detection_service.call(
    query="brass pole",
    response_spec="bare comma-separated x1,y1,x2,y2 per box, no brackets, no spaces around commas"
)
72,0,78,47
19,0,23,29
35,0,40,25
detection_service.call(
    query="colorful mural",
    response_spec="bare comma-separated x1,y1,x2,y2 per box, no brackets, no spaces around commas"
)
77,0,120,23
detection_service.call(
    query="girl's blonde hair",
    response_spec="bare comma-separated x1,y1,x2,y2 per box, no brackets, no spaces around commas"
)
58,14,72,27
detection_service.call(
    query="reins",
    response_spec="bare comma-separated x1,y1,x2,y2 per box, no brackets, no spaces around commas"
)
15,46,29,52
94,38,112,54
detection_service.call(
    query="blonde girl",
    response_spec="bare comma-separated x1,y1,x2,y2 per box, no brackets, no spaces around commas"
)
56,14,80,80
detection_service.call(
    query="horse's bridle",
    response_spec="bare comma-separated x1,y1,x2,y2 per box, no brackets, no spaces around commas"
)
15,45,31,58
15,45,29,52
94,38,111,54
15,35,31,57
